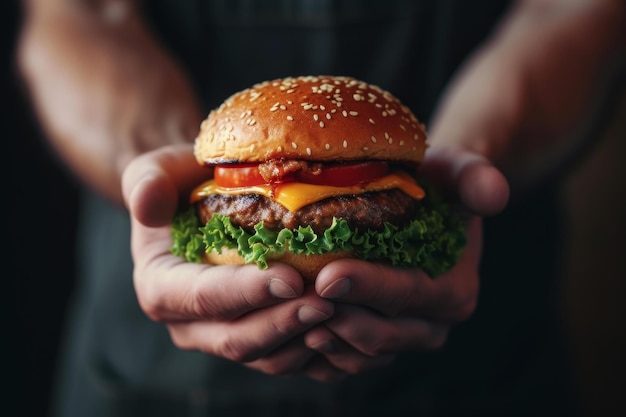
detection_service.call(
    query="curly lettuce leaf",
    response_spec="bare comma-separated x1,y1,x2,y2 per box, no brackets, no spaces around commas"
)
171,186,466,277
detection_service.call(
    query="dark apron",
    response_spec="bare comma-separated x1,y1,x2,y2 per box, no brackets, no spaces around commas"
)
52,1,580,416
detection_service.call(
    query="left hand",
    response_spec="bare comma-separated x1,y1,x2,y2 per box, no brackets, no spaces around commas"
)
299,147,508,382
300,0,626,382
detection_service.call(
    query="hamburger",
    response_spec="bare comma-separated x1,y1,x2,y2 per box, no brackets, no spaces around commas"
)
171,75,465,281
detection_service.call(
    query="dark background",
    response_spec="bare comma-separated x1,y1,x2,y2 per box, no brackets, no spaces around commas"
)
3,2,625,416
4,2,79,416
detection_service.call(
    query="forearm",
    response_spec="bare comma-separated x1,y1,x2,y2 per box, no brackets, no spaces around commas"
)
19,0,202,205
430,0,626,194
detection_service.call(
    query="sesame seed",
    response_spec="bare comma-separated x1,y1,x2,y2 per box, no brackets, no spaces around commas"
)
313,114,319,121
400,125,406,131
287,115,294,121
371,136,377,143
319,121,325,128
369,118,376,124
342,110,348,117
353,93,363,101
343,140,348,148
399,140,405,146
280,105,286,110
306,147,312,155
292,142,298,149
362,146,369,151
326,113,331,120
349,111,358,116
277,146,283,152
320,105,326,111
325,143,330,150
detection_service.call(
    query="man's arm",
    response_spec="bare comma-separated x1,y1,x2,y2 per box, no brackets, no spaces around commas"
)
18,0,203,204
429,0,626,197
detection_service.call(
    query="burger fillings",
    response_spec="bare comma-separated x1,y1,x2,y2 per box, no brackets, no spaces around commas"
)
171,75,466,281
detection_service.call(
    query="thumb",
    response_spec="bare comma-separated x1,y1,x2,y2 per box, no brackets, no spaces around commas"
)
420,146,509,217
121,144,206,227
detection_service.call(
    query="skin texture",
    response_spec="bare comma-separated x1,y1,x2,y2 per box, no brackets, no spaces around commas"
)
20,0,626,382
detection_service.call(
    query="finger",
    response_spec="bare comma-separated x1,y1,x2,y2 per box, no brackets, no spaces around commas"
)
166,288,334,363
133,252,307,322
304,356,349,383
305,304,449,360
305,324,396,375
129,210,307,322
316,217,482,322
122,143,208,227
244,337,316,377
420,145,509,217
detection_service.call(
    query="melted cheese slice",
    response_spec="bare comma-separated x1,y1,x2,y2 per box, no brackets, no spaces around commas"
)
191,171,425,212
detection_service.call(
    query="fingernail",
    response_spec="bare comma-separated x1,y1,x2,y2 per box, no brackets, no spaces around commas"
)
298,305,330,324
320,277,351,299
311,339,335,354
268,278,298,299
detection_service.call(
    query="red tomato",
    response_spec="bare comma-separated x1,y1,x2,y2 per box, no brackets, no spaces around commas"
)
214,164,266,187
295,161,389,187
214,161,389,188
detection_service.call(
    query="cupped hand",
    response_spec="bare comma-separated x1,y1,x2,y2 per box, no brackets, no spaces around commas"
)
302,147,509,382
122,144,335,376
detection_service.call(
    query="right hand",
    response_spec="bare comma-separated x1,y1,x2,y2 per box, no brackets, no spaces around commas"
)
122,144,336,377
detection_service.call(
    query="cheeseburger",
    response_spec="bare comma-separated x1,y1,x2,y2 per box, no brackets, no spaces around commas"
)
171,75,465,281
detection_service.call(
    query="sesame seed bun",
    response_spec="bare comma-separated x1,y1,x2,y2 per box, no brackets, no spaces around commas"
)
170,75,467,283
194,75,427,165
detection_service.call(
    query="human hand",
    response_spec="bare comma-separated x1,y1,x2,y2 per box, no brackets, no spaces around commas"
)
122,144,336,376
299,0,626,382
19,1,203,204
301,147,509,382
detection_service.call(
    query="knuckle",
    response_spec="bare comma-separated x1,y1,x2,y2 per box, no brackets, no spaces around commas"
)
360,338,392,358
384,272,427,316
268,314,297,339
135,279,167,322
453,297,478,322
257,361,298,377
168,326,192,351
423,327,449,351
215,333,259,363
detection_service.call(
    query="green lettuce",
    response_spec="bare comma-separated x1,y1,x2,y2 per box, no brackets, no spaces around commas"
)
171,186,466,277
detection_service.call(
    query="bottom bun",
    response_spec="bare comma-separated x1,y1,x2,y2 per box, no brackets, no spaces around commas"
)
204,249,353,283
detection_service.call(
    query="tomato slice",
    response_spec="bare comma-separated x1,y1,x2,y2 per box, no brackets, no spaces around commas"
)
214,161,389,188
295,161,389,187
214,164,267,188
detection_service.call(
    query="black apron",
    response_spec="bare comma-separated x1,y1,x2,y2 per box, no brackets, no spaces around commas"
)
52,1,580,416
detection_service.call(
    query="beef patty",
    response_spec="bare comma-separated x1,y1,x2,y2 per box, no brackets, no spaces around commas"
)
197,189,417,234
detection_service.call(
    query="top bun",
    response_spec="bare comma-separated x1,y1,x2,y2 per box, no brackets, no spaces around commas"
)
194,75,427,165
